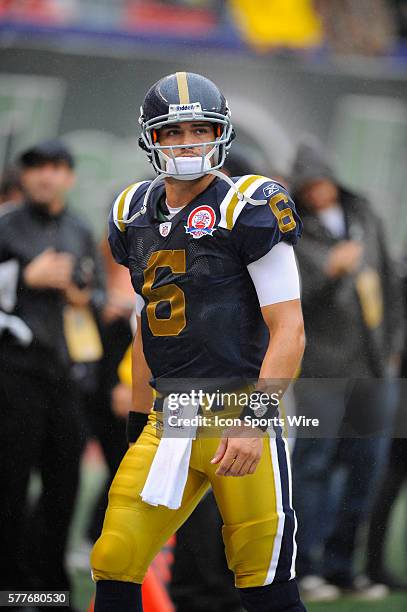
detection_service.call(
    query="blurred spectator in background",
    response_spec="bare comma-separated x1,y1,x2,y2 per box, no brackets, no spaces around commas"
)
393,0,407,39
0,140,105,611
365,257,407,590
315,0,396,55
0,165,23,211
0,166,24,326
366,432,407,590
290,137,402,601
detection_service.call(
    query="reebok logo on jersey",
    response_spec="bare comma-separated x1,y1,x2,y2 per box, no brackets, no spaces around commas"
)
263,183,280,198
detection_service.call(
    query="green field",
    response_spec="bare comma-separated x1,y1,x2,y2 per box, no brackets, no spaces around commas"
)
69,444,407,612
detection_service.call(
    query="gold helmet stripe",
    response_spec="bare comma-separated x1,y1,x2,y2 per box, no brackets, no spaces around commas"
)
176,72,190,104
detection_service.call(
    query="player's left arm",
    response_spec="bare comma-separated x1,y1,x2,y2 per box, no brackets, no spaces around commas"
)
213,181,305,477
249,241,305,393
258,298,305,393
245,185,305,391
213,247,305,477
213,299,304,478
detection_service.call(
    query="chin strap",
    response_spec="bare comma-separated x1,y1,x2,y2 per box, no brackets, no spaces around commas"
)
118,170,267,226
120,174,164,225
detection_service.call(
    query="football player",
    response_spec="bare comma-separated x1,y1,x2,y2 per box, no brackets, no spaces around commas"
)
91,72,306,612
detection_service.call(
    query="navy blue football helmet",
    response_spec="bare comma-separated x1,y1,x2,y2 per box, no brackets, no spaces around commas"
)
139,72,235,180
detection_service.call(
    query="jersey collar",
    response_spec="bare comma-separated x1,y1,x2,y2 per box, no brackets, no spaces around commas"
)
150,176,219,224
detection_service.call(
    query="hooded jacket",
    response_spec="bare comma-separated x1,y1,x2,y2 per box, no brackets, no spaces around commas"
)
291,139,403,377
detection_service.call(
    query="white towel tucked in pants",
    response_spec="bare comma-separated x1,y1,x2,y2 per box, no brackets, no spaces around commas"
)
140,398,200,510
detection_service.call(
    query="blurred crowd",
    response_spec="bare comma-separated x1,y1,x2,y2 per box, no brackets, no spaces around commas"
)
0,0,406,56
0,135,406,612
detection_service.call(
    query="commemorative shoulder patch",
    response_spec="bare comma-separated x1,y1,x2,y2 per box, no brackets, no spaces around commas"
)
184,205,217,239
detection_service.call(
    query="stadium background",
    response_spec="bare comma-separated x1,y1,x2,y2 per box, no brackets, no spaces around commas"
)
1,1,406,610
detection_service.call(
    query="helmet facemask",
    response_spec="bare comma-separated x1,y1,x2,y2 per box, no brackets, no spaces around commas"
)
139,102,234,181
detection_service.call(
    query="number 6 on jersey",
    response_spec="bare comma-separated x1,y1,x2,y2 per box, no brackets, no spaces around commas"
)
142,249,186,336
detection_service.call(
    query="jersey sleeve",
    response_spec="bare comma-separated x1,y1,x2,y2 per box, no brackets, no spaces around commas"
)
107,181,149,268
233,180,302,265
247,242,300,306
108,206,128,267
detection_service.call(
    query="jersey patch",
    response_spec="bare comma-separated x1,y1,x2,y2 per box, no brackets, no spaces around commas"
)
184,205,217,239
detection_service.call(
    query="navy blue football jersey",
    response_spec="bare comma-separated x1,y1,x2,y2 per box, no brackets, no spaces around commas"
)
108,175,302,390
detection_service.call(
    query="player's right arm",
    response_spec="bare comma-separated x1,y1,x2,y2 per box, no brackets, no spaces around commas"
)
131,315,154,413
107,182,153,443
125,316,154,445
124,316,154,445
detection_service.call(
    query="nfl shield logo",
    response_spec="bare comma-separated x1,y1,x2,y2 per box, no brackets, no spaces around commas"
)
159,222,172,237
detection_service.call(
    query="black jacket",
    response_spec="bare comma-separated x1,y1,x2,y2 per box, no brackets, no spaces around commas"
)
295,188,403,378
0,201,105,380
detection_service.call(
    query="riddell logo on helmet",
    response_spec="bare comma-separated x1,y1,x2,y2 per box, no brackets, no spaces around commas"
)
169,103,203,113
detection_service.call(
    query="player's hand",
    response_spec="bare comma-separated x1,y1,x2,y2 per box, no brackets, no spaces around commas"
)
24,248,74,290
111,383,133,419
211,424,263,477
102,295,133,323
325,240,363,278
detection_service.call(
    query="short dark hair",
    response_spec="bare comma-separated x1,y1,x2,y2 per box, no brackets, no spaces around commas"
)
18,140,75,170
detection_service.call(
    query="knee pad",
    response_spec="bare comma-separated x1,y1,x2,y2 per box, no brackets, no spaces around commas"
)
91,531,134,577
239,579,306,612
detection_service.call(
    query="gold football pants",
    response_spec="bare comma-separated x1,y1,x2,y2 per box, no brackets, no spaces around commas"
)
90,411,297,588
